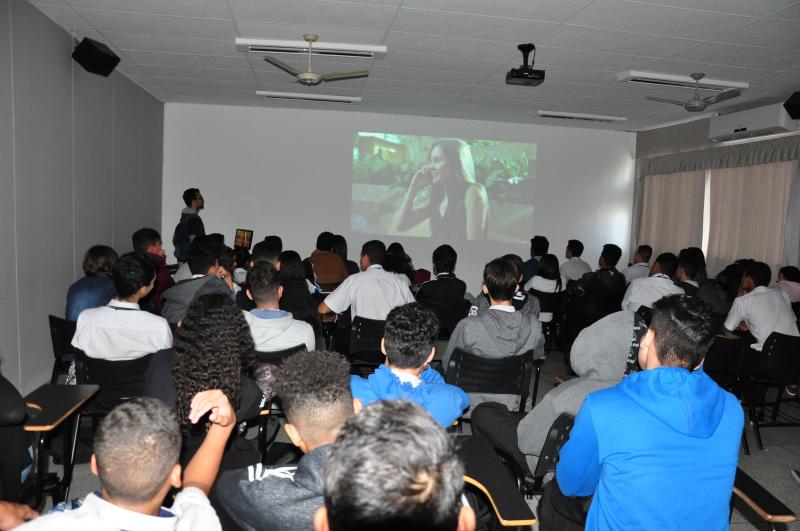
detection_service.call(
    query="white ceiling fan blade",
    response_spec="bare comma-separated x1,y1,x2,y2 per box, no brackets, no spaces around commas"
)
321,70,370,82
263,55,301,77
704,89,741,105
646,96,686,106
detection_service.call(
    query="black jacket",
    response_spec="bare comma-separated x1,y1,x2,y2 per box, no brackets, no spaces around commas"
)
416,273,467,306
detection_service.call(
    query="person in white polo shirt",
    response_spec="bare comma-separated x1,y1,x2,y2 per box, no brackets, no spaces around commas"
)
621,245,652,284
560,239,592,283
621,252,684,313
318,240,414,321
72,252,172,360
724,261,799,351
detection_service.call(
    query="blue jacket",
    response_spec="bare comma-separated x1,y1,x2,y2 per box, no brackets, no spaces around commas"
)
350,365,469,428
65,276,116,321
556,367,743,531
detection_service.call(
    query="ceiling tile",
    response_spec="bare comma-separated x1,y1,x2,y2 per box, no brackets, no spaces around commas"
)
361,89,458,104
541,25,701,58
627,0,800,17
747,69,800,88
382,51,507,75
711,19,800,50
61,0,231,19
364,78,472,95
669,42,800,70
124,50,252,69
391,8,560,43
235,20,386,44
642,59,774,81
230,0,397,29
140,64,255,81
101,31,238,56
74,9,237,39
769,3,800,20
35,5,96,31
383,32,517,62
399,0,593,23
534,46,655,71
565,0,755,40
150,76,257,90
369,65,487,84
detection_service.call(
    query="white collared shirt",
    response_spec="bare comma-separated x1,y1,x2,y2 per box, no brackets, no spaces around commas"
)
391,367,422,388
488,304,515,313
324,264,415,320
622,274,684,312
560,257,592,282
622,262,650,284
724,286,800,351
71,299,172,360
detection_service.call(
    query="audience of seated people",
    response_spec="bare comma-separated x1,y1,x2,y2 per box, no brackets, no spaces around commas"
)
132,228,174,315
72,252,172,360
621,244,652,283
318,240,414,321
65,245,118,321
415,244,467,306
217,350,356,531
559,238,592,283
523,253,564,324
350,303,469,428
308,231,349,291
621,252,684,313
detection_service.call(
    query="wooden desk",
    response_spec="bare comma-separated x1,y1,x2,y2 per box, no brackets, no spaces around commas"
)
23,384,99,508
458,435,536,528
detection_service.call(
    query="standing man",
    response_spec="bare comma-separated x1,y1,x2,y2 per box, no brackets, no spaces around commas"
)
173,188,205,262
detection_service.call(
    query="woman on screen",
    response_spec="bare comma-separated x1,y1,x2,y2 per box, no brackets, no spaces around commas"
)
396,138,488,240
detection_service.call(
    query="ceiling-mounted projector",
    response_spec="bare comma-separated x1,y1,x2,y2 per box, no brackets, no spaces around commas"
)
506,43,545,87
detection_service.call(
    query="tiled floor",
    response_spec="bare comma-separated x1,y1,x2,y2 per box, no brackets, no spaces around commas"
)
43,349,800,530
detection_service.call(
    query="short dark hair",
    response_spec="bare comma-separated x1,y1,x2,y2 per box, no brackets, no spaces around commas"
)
601,244,623,268
567,239,584,257
384,303,439,369
324,400,464,531
679,247,706,279
677,256,698,280
361,240,386,266
263,235,283,252
432,245,457,275
278,250,306,283
182,188,200,207
316,232,335,252
744,261,771,287
650,295,716,369
275,351,353,440
654,252,678,278
484,257,518,301
780,266,800,283
132,228,161,256
247,261,280,305
500,254,524,279
94,398,180,504
531,235,549,257
636,245,653,262
217,245,235,274
113,252,155,298
251,239,282,265
185,240,219,275
82,245,118,277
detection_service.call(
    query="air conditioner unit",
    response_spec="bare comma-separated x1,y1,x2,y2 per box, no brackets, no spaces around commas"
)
709,103,799,142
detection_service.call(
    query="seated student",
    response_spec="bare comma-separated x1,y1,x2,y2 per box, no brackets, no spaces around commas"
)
384,244,415,287
724,261,799,351
276,250,323,335
235,238,283,312
314,399,476,531
72,253,172,360
173,233,226,283
621,244,652,284
18,392,235,530
546,295,743,531
318,240,415,321
523,253,563,324
472,311,638,475
674,253,700,296
522,235,549,283
161,239,230,323
65,245,118,321
332,234,359,276
445,258,544,411
217,351,356,531
560,239,592,283
244,261,316,353
308,231,349,289
132,228,174,315
470,254,540,318
350,303,469,428
622,252,684,313
416,244,467,306
570,244,627,324
777,265,800,303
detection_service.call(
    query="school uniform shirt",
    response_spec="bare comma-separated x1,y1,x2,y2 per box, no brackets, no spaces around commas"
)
17,487,221,531
522,276,562,323
621,274,684,313
323,264,415,320
71,300,172,360
724,286,800,351
622,262,650,284
560,257,592,283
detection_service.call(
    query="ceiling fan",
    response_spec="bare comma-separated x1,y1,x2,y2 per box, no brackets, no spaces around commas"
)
262,34,369,86
646,73,741,112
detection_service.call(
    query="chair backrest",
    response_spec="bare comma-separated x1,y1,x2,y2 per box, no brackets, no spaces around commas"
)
48,315,80,362
531,413,575,490
750,332,800,383
528,289,562,315
419,299,470,338
445,348,534,413
254,344,307,366
350,316,386,354
75,350,153,413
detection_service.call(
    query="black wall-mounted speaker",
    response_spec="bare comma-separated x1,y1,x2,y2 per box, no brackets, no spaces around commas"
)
71,37,120,77
784,92,800,120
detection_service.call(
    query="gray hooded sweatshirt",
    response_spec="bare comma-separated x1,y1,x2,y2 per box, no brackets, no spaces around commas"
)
516,310,634,472
160,275,230,323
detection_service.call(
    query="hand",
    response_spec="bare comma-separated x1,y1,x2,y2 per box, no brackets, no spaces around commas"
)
0,501,38,529
409,166,434,192
188,390,236,428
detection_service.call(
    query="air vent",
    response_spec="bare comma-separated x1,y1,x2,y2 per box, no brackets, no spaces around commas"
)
537,110,627,123
256,90,361,104
617,71,748,92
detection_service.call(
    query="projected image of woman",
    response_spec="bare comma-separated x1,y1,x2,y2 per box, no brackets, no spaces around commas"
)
396,138,489,241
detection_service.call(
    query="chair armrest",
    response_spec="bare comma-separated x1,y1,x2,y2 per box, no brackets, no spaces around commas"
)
733,468,796,524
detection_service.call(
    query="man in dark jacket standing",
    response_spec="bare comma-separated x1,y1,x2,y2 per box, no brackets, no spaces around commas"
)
173,188,205,262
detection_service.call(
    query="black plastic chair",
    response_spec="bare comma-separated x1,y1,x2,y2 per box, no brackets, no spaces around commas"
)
529,290,564,355
74,350,153,415
446,348,535,415
418,299,470,339
48,316,80,384
349,316,386,376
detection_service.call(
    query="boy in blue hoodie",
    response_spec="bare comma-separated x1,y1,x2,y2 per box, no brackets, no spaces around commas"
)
350,303,469,428
551,295,743,531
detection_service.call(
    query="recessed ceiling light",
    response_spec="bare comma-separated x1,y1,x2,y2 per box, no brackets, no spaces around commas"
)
256,90,362,104
237,37,386,59
617,71,748,92
537,110,627,123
